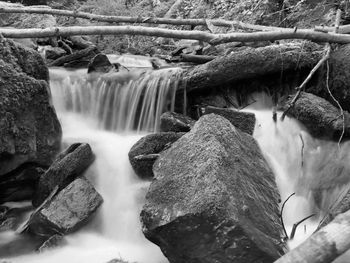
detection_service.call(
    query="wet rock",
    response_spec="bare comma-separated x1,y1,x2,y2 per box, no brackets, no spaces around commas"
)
37,234,65,252
0,164,45,204
45,46,67,60
0,36,62,176
141,114,284,263
202,106,256,135
28,177,103,237
33,143,95,207
129,132,185,179
0,204,33,232
281,92,350,140
87,54,115,74
160,112,196,132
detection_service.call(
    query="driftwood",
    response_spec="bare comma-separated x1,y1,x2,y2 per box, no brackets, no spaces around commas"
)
179,54,216,64
49,45,98,67
274,209,350,263
2,26,350,45
182,42,323,93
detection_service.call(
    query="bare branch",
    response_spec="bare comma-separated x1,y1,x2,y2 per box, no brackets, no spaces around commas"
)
290,214,316,240
280,192,296,240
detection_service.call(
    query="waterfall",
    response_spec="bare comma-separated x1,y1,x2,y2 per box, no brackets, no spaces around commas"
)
50,66,183,132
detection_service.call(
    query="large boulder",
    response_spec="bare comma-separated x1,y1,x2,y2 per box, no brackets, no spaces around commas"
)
202,106,256,135
160,112,196,133
141,114,284,263
129,132,185,179
28,177,103,237
281,92,350,140
33,143,95,207
0,36,62,176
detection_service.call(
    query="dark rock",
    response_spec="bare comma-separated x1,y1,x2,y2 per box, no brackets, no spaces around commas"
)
202,106,256,135
87,54,115,74
45,46,67,60
0,36,62,176
141,114,284,263
128,132,185,179
0,217,17,232
0,204,33,232
281,92,350,140
37,234,65,252
160,112,196,133
33,143,95,207
28,177,103,237
0,164,45,203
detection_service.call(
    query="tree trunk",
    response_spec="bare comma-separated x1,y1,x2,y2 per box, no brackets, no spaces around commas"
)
274,209,350,263
182,42,323,93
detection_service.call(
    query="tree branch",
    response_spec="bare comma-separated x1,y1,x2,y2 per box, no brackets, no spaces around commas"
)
0,6,283,31
2,26,350,46
289,213,316,240
280,192,295,240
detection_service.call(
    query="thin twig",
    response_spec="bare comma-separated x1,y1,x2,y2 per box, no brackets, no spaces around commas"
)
290,213,316,240
280,192,295,239
299,134,304,168
326,61,345,146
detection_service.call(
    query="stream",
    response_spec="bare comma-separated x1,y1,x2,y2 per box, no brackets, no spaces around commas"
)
2,56,350,262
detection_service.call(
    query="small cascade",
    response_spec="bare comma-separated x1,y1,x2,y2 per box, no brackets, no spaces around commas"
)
50,66,183,132
246,93,350,249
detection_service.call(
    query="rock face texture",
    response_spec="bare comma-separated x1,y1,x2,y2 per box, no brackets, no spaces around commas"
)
28,177,103,237
202,106,256,135
282,92,350,140
0,36,62,177
33,143,95,207
160,112,196,132
141,114,284,263
129,132,185,179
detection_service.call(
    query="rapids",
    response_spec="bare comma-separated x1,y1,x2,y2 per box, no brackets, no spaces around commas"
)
2,59,350,262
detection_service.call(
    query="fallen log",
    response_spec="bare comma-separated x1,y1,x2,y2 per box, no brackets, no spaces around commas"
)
182,42,323,93
274,209,350,263
179,54,216,64
49,45,99,67
0,6,283,31
2,26,350,45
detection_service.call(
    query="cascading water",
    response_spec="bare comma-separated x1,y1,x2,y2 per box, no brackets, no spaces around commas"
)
50,65,183,132
3,60,350,262
245,93,350,249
